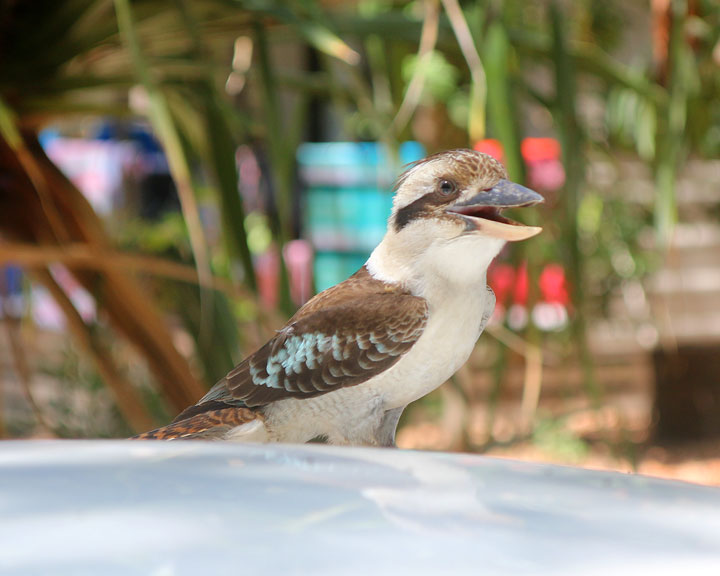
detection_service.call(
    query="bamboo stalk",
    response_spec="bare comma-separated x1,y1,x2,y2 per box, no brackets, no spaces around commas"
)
509,32,668,106
653,0,688,247
482,11,545,432
519,341,543,435
485,340,507,444
174,0,257,292
487,323,558,365
254,20,295,314
550,2,599,405
113,0,214,331
441,0,487,141
483,20,525,182
390,0,440,136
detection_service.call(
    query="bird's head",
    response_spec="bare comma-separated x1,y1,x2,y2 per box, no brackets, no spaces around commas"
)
368,149,544,291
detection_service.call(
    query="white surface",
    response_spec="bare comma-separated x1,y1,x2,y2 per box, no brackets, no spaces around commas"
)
1,441,719,575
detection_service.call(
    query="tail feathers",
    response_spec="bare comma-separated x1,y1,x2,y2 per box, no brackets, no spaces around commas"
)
170,399,242,425
131,406,262,440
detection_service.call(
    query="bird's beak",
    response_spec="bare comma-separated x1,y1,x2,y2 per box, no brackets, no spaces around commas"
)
446,179,544,241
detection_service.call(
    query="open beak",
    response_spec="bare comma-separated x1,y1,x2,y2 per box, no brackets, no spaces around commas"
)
446,179,544,241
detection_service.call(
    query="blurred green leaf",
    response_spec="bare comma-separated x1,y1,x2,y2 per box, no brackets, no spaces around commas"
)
402,50,459,104
533,417,589,462
483,20,524,182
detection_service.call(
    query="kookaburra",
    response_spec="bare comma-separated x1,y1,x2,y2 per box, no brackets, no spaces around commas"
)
135,149,543,445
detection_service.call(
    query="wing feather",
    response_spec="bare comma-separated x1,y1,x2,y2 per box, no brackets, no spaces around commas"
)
176,267,428,419
204,292,427,409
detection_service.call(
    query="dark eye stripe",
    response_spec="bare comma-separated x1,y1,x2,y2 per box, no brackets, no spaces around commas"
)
394,178,461,232
394,193,435,232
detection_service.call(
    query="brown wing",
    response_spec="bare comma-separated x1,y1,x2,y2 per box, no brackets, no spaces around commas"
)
196,268,428,409
132,406,260,440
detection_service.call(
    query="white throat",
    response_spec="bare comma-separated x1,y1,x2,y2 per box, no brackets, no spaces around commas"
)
366,231,505,304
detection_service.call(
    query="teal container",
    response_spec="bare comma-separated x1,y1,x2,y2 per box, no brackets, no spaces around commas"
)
297,142,425,291
313,252,370,293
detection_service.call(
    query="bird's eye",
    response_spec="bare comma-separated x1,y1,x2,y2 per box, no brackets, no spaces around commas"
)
439,179,456,195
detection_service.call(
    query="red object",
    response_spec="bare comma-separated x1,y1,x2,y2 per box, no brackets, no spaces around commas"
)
513,263,529,305
473,139,505,164
474,138,565,192
255,249,280,309
539,263,569,305
488,261,569,307
487,262,515,305
521,138,561,163
475,138,562,164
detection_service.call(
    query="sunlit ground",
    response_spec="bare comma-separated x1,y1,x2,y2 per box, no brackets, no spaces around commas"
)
396,379,720,487
395,325,720,487
398,397,720,487
3,327,719,488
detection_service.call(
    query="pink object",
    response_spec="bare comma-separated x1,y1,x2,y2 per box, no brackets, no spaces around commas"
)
283,240,314,306
255,249,279,309
44,138,136,214
256,240,315,309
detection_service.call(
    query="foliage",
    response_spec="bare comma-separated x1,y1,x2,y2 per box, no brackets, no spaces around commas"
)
1,0,719,441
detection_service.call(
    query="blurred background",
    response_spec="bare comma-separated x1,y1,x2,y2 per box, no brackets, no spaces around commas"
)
1,0,719,484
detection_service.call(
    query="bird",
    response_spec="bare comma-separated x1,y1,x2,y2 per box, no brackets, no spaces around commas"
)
133,149,543,446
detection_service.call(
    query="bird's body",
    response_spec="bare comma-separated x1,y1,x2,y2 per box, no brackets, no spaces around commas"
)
257,269,496,445
134,149,543,446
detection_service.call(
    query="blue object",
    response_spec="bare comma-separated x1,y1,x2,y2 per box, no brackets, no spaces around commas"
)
298,142,425,291
2,266,22,295
313,252,370,292
297,141,425,186
37,128,61,148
